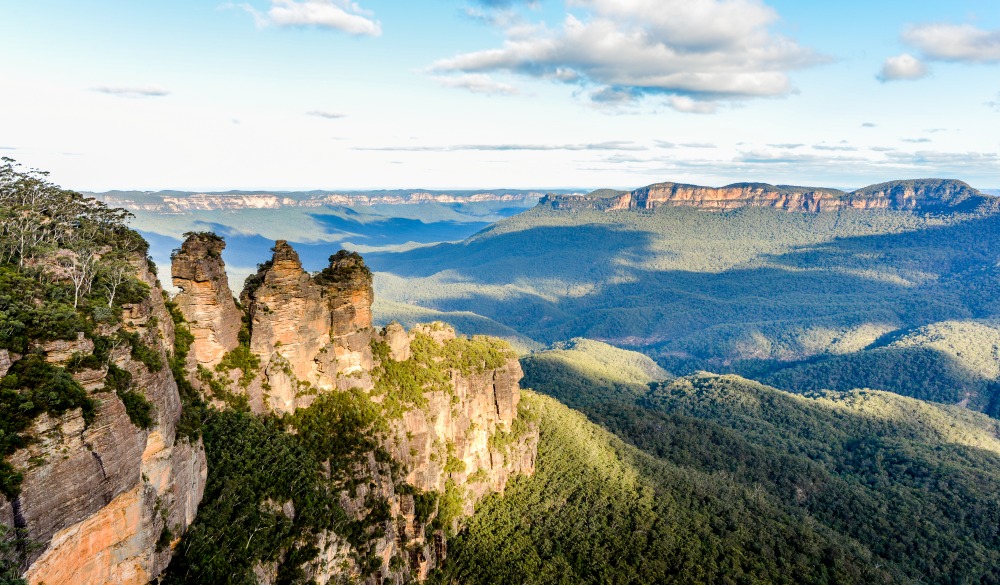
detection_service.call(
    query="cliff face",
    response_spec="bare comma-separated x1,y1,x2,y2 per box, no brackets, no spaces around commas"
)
171,235,538,584
297,323,538,584
542,179,992,214
2,258,207,585
171,234,242,368
236,241,375,414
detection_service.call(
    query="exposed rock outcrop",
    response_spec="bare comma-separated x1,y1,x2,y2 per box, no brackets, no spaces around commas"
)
237,241,375,414
542,178,993,214
171,233,241,368
172,236,538,583
2,257,207,585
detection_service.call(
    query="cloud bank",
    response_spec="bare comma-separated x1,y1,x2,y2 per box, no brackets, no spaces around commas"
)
432,0,823,113
240,0,381,36
879,23,1000,81
92,86,171,98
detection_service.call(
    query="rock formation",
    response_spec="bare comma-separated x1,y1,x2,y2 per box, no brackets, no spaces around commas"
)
542,178,993,214
2,256,207,585
293,322,538,584
171,235,538,583
237,241,376,413
171,233,241,368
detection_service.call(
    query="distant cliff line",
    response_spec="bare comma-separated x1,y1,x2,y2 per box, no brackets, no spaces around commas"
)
89,189,556,212
540,179,998,214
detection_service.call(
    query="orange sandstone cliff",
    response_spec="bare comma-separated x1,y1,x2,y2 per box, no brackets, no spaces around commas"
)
2,257,207,585
542,179,993,214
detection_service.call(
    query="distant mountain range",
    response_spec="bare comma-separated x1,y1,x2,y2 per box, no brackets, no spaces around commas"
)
89,189,563,213
542,179,997,213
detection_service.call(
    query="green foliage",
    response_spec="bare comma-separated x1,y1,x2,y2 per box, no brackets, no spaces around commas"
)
0,266,87,353
106,364,154,429
434,479,465,536
371,331,516,419
313,249,372,287
285,389,386,481
763,319,1000,410
499,351,1000,584
166,389,394,583
216,345,260,389
0,524,28,585
197,366,249,412
370,204,1000,414
521,338,670,409
0,355,94,498
117,329,163,372
166,298,206,440
413,491,438,525
438,392,899,584
162,409,330,584
443,442,466,474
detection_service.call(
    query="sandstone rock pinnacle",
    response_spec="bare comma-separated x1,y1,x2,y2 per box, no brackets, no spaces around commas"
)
171,233,241,368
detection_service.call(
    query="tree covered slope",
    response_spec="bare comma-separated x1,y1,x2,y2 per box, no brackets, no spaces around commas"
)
436,347,1000,584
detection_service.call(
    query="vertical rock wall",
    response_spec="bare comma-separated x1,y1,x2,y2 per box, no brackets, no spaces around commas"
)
172,235,537,584
2,257,207,585
171,233,241,368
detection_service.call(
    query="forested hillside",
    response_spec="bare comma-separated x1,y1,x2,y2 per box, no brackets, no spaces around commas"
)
369,194,1000,414
438,350,1000,584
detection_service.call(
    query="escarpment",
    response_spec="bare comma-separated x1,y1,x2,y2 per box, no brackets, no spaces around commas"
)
1,256,207,585
542,178,993,213
162,235,539,584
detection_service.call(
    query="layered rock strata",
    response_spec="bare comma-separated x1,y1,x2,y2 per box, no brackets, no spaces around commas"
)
293,323,538,584
172,235,538,583
2,257,207,585
171,233,242,368
234,242,376,413
542,179,992,213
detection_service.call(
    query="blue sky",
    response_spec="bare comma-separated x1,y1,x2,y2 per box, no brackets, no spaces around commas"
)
1,0,997,190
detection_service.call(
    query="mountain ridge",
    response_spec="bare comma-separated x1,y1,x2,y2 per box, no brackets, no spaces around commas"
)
541,178,995,213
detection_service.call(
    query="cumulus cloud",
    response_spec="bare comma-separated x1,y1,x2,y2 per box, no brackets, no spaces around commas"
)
307,110,346,119
433,73,518,95
239,0,381,36
92,85,171,98
356,140,642,152
901,137,931,143
431,0,823,112
902,23,1000,63
768,143,804,149
877,53,928,82
813,144,858,151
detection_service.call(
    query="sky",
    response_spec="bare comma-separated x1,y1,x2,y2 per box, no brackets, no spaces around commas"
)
0,0,998,191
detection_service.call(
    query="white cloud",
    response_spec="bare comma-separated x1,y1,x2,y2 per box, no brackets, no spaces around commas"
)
669,97,717,114
91,85,171,98
306,110,347,118
240,0,381,36
433,73,519,96
903,23,1000,63
877,53,928,82
356,140,643,152
431,0,823,112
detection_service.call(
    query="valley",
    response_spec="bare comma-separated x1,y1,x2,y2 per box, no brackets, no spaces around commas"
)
4,165,1000,584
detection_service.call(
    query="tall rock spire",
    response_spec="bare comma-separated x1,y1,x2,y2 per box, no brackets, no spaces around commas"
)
170,233,241,368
